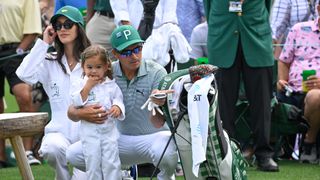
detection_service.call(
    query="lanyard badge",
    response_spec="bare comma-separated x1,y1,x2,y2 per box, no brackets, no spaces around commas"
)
229,1,242,13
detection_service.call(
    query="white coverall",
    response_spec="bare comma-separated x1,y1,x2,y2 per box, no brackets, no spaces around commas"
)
71,76,125,180
16,39,86,180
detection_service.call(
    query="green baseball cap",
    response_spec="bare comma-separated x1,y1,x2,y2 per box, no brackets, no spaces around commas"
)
50,6,84,26
110,25,144,51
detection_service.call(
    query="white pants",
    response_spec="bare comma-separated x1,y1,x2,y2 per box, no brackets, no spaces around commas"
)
86,12,116,50
38,133,86,180
67,131,178,180
81,121,121,180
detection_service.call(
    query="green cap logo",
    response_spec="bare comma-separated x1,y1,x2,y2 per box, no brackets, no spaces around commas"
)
110,25,144,51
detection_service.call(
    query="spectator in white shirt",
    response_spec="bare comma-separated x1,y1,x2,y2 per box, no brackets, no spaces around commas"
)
271,0,318,59
110,0,178,29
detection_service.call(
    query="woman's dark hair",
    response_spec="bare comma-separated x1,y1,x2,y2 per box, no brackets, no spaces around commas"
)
80,44,113,80
53,23,91,74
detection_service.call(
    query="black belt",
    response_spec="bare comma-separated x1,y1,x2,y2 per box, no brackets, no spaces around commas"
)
97,11,114,18
0,43,19,51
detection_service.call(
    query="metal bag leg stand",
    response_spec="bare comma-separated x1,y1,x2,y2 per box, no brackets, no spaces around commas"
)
150,109,187,180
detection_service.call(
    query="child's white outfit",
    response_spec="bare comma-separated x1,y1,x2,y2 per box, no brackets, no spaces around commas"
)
71,76,125,180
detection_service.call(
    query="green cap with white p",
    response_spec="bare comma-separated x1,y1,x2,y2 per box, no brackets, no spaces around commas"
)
110,25,144,51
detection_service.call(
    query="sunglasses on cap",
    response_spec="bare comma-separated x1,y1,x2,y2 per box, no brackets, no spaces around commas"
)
118,46,142,58
53,19,75,31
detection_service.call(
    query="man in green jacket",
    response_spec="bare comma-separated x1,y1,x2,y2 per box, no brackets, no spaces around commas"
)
204,0,278,172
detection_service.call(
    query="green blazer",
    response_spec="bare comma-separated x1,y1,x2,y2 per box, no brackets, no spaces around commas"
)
204,0,274,68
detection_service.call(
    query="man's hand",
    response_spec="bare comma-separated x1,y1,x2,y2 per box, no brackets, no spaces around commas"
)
141,89,174,116
149,89,174,106
147,89,174,128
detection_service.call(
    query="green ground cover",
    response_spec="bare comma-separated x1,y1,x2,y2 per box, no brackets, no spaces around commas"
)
1,79,319,180
0,160,319,180
3,79,19,113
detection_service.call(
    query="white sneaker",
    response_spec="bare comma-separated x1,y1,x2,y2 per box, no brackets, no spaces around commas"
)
300,145,318,164
26,151,41,165
292,149,299,160
121,170,134,180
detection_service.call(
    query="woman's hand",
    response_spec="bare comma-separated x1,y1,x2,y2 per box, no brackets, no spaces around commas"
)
68,104,107,124
305,75,319,90
43,25,57,45
277,79,288,91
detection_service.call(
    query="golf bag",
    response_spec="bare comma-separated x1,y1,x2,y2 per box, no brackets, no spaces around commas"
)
157,64,248,180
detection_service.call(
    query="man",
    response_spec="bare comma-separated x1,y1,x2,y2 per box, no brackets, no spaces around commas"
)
86,0,115,50
0,0,42,165
190,21,208,60
39,0,55,26
204,0,278,172
277,2,320,164
176,0,205,42
271,0,318,60
110,0,177,29
66,25,178,180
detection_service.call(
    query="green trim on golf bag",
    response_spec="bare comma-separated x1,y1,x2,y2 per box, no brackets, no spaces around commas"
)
158,68,189,128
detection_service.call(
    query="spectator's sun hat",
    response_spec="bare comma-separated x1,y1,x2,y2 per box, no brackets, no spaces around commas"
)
110,25,144,51
50,5,84,26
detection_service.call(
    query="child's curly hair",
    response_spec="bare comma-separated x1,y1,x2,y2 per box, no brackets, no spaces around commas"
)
80,45,113,80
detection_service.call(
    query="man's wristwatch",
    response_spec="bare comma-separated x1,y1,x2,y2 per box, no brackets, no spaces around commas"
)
16,48,25,55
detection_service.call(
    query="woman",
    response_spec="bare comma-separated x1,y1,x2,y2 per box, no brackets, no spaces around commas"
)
271,0,318,59
16,6,90,180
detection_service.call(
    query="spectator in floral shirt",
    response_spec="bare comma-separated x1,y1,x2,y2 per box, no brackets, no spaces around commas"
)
277,3,320,164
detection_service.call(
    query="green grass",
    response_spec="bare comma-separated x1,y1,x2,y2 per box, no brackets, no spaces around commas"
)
246,160,320,180
2,79,319,180
0,160,319,180
0,164,54,180
3,79,19,113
